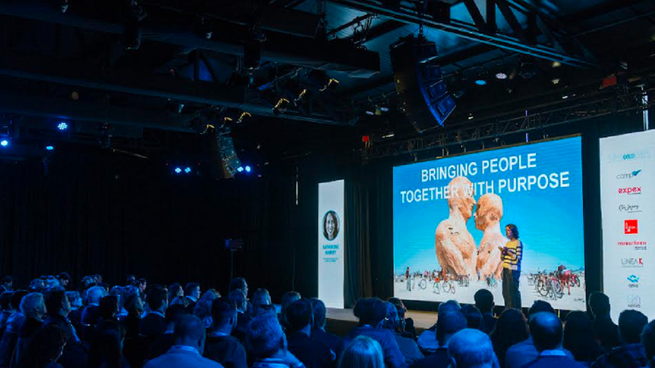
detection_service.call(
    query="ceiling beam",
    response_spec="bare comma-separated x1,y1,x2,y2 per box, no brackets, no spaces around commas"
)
0,0,379,76
349,20,406,44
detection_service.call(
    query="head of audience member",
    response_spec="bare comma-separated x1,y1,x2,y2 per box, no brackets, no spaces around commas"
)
92,274,103,284
136,278,147,294
46,276,61,289
310,298,327,330
147,285,169,314
21,292,47,320
211,298,237,334
1,276,13,290
126,275,136,286
588,292,611,319
65,291,83,310
45,289,71,318
461,305,483,330
528,300,555,321
87,286,109,306
57,273,71,288
109,286,125,309
286,299,314,335
474,289,495,314
530,312,563,352
16,325,68,368
382,302,400,332
618,309,648,345
174,315,208,354
194,289,220,327
448,329,497,368
387,298,408,332
229,290,248,313
247,314,288,360
563,311,603,363
99,296,119,321
0,291,13,312
438,300,462,315
11,290,29,314
252,288,274,317
168,283,184,301
338,335,384,368
357,298,388,329
171,296,190,308
229,277,249,298
124,293,144,318
80,276,95,291
642,320,655,364
165,304,189,333
30,278,45,292
89,320,126,368
436,311,467,347
185,283,201,301
490,308,529,365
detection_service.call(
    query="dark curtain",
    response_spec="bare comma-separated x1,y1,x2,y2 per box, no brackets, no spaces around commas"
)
344,180,372,307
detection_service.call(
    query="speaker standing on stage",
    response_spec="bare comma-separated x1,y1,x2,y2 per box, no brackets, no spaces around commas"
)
499,224,522,309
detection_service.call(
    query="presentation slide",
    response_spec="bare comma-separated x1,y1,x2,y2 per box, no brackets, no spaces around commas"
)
393,137,585,310
318,179,345,308
600,130,655,322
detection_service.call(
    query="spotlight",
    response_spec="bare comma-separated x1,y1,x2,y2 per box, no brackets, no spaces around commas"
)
184,167,192,174
552,61,562,68
236,112,252,124
57,122,69,131
46,145,54,151
272,98,290,115
174,167,182,174
468,113,474,120
495,72,508,80
0,139,8,147
551,78,561,85
475,79,487,86
245,165,252,173
237,166,244,173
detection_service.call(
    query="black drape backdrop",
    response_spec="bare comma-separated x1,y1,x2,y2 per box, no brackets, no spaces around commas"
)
0,112,649,307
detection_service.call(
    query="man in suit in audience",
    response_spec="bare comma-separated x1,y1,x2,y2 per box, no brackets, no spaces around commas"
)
592,310,649,368
43,289,87,368
588,292,620,352
523,313,586,368
285,299,334,368
147,304,189,359
309,298,342,357
140,285,169,338
204,298,248,368
185,283,201,311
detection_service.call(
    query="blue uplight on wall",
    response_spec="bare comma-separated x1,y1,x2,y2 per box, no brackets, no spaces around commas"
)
245,166,252,173
57,122,69,131
0,139,9,147
174,167,182,174
184,167,192,174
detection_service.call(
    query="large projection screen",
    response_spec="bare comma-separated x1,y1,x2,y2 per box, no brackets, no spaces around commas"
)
600,129,655,322
393,136,585,310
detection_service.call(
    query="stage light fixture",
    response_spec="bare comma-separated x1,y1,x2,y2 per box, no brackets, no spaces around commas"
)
237,166,244,173
475,79,487,86
0,139,8,147
552,61,562,68
495,72,508,80
46,145,54,151
57,122,69,131
468,113,474,120
245,166,252,173
174,167,182,174
184,167,192,174
272,98,290,115
551,78,561,85
236,112,252,124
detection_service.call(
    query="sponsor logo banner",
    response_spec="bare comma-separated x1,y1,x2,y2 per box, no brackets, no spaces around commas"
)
624,220,638,234
616,170,642,180
618,187,642,195
619,204,642,213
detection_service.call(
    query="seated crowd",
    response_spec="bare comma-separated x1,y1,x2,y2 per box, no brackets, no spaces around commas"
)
0,274,654,368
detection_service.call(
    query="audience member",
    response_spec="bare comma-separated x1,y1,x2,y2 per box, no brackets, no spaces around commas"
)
0,292,14,337
382,302,422,366
412,311,466,368
564,311,605,366
122,293,146,368
194,289,220,328
505,301,574,368
185,283,201,311
14,293,47,366
168,283,184,302
229,278,248,298
338,336,384,368
171,296,190,308
448,329,498,368
474,289,497,334
461,305,483,330
29,279,45,292
310,298,343,357
229,290,251,342
140,285,168,338
0,278,13,294
81,286,109,338
43,290,87,368
0,290,28,367
642,320,655,368
246,314,304,368
147,304,189,359
252,289,275,318
589,292,620,352
65,291,83,329
136,279,148,296
592,310,649,368
15,325,68,368
99,296,120,324
57,273,71,290
204,298,247,368
346,298,406,368
387,298,417,340
417,300,461,354
144,315,222,368
279,291,301,327
285,299,334,368
88,320,129,368
523,313,585,368
490,308,529,368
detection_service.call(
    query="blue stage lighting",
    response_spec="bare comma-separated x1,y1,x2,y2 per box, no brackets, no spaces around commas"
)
57,122,69,131
184,167,192,174
245,166,252,173
237,166,244,173
0,139,8,147
475,79,487,86
46,145,54,151
174,167,182,174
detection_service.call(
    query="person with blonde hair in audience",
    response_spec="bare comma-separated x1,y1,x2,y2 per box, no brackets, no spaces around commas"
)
194,289,220,328
338,336,384,368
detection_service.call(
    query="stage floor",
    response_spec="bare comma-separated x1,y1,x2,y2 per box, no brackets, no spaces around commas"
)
325,307,436,337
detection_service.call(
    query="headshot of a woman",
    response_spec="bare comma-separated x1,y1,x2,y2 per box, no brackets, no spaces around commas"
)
323,211,340,241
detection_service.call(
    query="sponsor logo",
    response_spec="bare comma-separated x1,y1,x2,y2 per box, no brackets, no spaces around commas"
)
627,275,640,288
616,170,642,180
628,295,641,308
623,154,636,160
618,187,642,195
617,240,648,246
621,258,644,268
619,204,642,213
624,220,638,234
